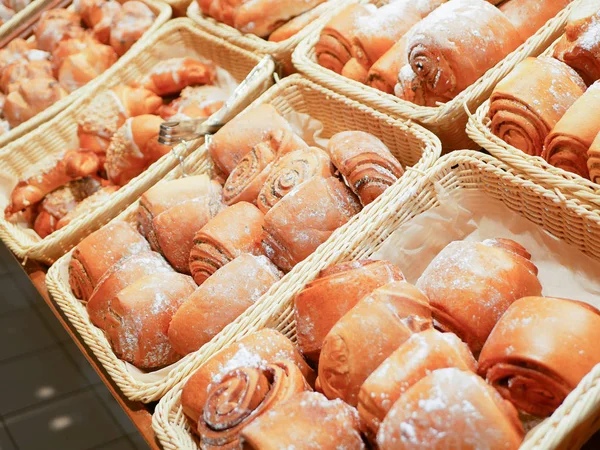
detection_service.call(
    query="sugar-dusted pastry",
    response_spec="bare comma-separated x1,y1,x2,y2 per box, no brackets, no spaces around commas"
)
295,259,404,363
68,221,150,300
181,329,314,424
56,185,119,230
158,85,227,121
327,131,403,206
341,58,368,84
104,272,196,369
543,80,600,179
57,41,118,92
377,368,524,450
367,34,410,95
268,6,322,42
143,57,216,96
109,0,155,56
105,114,170,186
256,147,333,212
239,391,365,450
34,9,84,53
87,250,173,329
395,63,448,106
189,202,265,285
51,34,101,74
358,329,476,439
1,59,53,94
318,281,432,406
479,296,600,417
489,57,586,156
416,238,542,354
78,0,122,44
169,254,281,355
77,84,162,154
4,78,68,128
499,0,572,43
262,177,361,272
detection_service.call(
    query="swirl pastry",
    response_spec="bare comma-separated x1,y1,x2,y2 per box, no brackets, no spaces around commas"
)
377,368,524,450
198,360,311,448
57,41,118,93
318,281,432,406
268,7,322,43
295,259,404,364
68,221,150,301
489,57,586,156
143,57,216,96
240,391,365,450
358,329,476,439
189,202,265,285
104,272,196,369
34,9,84,53
256,147,333,213
367,36,409,95
499,0,572,43
416,238,542,354
341,58,368,84
181,329,314,424
87,251,173,329
1,59,53,94
4,78,68,128
327,131,403,206
169,254,280,355
395,63,448,107
263,176,361,272
109,1,155,56
158,85,227,121
56,185,119,230
479,296,600,417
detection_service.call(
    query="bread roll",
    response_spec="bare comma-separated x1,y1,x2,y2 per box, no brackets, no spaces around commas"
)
34,9,84,52
109,1,155,56
143,57,216,96
56,186,119,230
51,34,101,74
1,59,53,94
79,0,121,43
57,41,118,92
268,7,322,42
4,78,68,128
499,0,572,43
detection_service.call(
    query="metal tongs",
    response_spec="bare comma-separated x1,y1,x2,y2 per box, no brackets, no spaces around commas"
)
158,55,277,146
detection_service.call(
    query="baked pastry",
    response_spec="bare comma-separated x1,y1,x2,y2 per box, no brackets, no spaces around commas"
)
262,176,361,272
57,41,118,92
588,131,600,183
416,238,542,354
318,281,432,406
358,329,476,439
499,0,572,43
169,254,281,355
479,296,600,417
55,185,119,230
295,259,404,363
143,57,216,96
78,0,122,44
367,37,409,94
4,78,68,128
1,59,53,94
377,368,524,449
104,272,196,369
489,57,586,156
341,58,368,84
86,250,173,329
239,391,365,450
327,131,404,205
68,221,150,301
189,201,265,285
109,0,155,56
268,6,322,42
181,329,313,424
158,85,227,121
51,34,101,74
104,114,170,186
34,9,84,53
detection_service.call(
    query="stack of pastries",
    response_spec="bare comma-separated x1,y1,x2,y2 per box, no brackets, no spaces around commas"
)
66,105,406,371
0,0,158,132
179,238,600,449
488,2,600,184
315,0,571,105
4,56,229,238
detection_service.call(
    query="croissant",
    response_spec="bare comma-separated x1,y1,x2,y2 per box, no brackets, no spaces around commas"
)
295,259,404,364
318,281,432,406
377,368,524,449
358,329,476,439
77,84,162,154
56,185,119,230
256,147,333,213
328,131,404,206
34,9,84,53
239,392,365,450
416,238,542,354
479,296,600,417
104,272,196,369
57,41,118,93
181,329,314,424
143,57,216,96
158,85,227,121
68,221,150,301
105,114,170,186
86,251,173,329
4,78,68,128
1,59,53,94
499,0,572,43
341,58,368,84
109,1,155,56
268,6,322,42
189,202,265,285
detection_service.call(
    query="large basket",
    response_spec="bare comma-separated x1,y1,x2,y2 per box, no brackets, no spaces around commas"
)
152,151,600,450
44,75,442,404
0,0,171,149
0,18,274,264
186,0,352,74
293,0,576,151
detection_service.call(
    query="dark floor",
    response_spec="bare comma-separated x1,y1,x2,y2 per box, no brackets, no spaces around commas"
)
0,242,149,450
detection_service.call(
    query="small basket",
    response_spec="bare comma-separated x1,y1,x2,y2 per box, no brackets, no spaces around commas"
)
293,0,575,151
0,0,171,149
0,18,274,264
186,0,352,74
152,151,600,450
44,75,441,404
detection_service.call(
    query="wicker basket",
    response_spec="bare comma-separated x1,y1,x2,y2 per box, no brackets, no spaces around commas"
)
152,150,600,450
44,74,442,403
293,0,576,151
0,0,171,150
0,18,274,264
186,0,353,74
